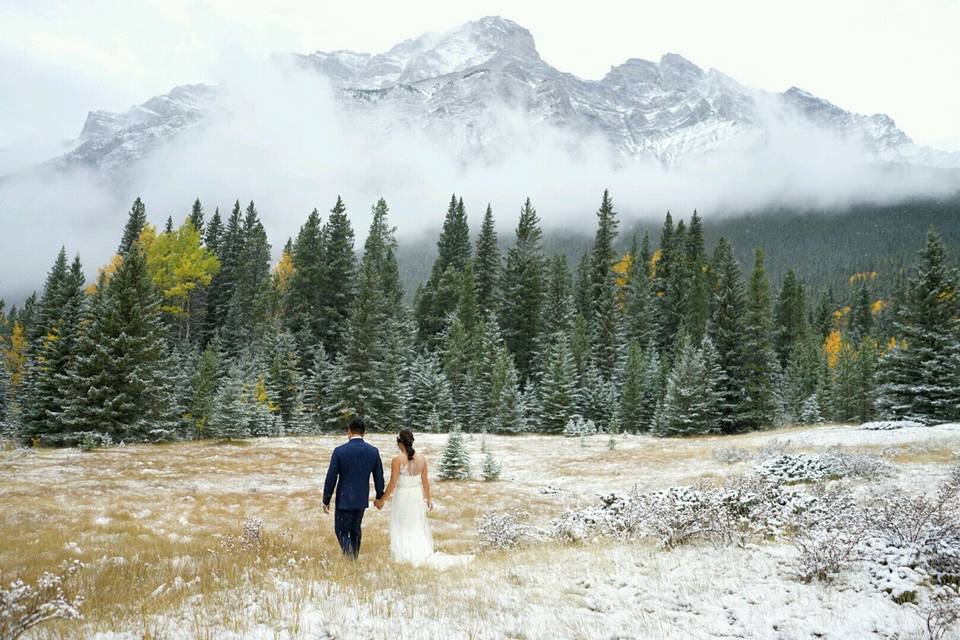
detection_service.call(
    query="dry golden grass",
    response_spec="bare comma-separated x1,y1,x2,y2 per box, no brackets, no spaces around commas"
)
2,424,954,637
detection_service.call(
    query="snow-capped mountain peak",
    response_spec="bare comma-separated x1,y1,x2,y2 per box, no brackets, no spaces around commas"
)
34,16,960,178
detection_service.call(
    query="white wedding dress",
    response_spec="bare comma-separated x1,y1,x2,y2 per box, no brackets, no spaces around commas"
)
389,458,472,569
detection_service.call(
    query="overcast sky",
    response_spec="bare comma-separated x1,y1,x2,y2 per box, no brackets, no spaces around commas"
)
2,0,959,157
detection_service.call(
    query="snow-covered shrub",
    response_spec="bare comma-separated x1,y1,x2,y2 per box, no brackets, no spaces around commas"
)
828,451,894,479
548,492,647,542
754,453,840,483
861,420,925,431
219,516,265,552
712,446,751,464
638,486,720,548
0,560,83,640
918,587,960,640
77,432,113,451
477,509,539,550
787,482,869,582
798,394,825,424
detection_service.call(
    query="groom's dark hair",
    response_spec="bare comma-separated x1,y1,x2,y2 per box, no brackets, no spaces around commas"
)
348,416,366,435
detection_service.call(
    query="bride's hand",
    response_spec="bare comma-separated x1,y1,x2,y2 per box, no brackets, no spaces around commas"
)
427,499,434,511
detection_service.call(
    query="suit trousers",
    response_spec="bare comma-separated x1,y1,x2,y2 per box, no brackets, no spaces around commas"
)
334,508,365,557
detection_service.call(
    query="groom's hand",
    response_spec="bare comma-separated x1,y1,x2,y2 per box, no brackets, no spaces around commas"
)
323,503,330,514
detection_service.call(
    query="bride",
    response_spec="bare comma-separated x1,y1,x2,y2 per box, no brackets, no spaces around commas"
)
382,430,436,565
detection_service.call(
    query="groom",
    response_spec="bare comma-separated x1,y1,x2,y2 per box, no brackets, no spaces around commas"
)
322,417,385,558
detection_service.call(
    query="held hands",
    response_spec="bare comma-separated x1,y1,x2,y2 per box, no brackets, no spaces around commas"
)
374,498,385,510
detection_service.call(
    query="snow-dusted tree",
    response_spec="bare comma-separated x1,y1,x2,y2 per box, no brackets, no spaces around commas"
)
475,204,500,316
538,338,578,433
263,329,301,428
118,197,147,254
709,237,747,433
562,414,596,437
493,355,525,433
781,336,821,425
437,426,471,480
655,336,721,436
406,352,455,432
620,339,645,433
579,362,618,432
373,317,413,432
21,252,85,444
481,437,502,481
59,246,177,443
739,249,779,430
499,198,545,381
207,362,251,440
799,394,824,424
190,338,224,437
878,231,960,424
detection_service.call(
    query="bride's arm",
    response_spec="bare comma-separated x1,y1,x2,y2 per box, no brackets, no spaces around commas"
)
421,458,433,510
382,457,401,501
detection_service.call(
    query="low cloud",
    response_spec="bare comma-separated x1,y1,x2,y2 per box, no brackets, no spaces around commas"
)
1,58,956,302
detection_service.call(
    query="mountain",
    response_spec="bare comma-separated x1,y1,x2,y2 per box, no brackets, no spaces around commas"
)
32,16,960,177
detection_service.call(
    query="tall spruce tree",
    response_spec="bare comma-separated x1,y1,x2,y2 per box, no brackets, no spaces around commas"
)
188,198,204,236
318,196,356,358
475,204,500,315
709,237,747,433
204,201,243,341
877,231,960,424
224,202,271,355
773,270,808,367
589,190,620,379
655,336,721,436
739,249,779,430
623,234,656,346
60,246,176,442
416,195,472,345
499,198,545,381
286,208,326,349
21,254,86,444
118,197,147,255
538,337,578,433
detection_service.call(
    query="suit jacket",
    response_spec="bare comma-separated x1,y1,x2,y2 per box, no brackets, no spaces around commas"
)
323,438,385,510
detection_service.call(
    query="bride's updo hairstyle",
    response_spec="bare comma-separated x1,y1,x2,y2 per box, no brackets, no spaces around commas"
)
397,430,416,461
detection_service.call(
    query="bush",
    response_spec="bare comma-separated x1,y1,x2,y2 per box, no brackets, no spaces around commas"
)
0,560,83,640
477,509,538,550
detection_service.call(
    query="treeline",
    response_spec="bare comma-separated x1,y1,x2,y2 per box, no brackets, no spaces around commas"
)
0,191,958,446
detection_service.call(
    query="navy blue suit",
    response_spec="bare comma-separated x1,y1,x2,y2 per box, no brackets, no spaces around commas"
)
323,438,385,557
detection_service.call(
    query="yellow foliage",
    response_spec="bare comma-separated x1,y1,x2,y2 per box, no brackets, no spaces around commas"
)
612,253,632,288
849,271,878,285
886,336,898,352
87,254,124,294
140,220,220,316
273,249,295,294
823,329,844,368
3,322,27,386
649,249,662,276
871,299,886,315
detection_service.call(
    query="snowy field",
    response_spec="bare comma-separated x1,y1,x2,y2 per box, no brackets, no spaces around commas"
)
2,423,960,639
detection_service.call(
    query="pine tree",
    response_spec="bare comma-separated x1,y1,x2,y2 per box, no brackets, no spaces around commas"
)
624,234,656,346
739,249,779,430
264,329,302,426
620,339,645,433
437,426,471,480
208,362,252,440
204,201,243,341
190,337,224,438
475,204,500,315
538,338,578,433
481,442,502,481
118,197,147,255
709,237,747,432
189,198,205,236
655,336,720,436
224,202,272,355
878,231,960,424
781,336,821,424
416,195,472,346
849,280,875,340
204,207,223,254
774,270,808,367
589,190,620,379
286,208,326,348
499,198,545,381
317,196,356,358
540,254,574,344
406,353,455,431
60,246,176,442
21,253,85,444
